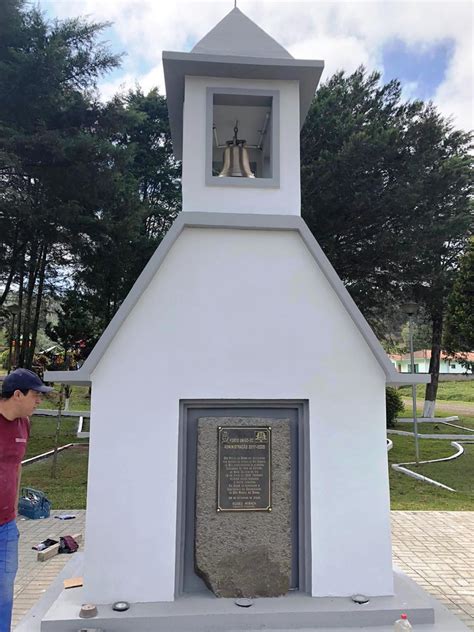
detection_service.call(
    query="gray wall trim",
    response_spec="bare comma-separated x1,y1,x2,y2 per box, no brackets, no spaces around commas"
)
387,374,431,385
175,398,188,598
175,399,311,598
205,87,280,188
45,211,422,385
300,401,312,594
43,370,91,385
163,51,324,160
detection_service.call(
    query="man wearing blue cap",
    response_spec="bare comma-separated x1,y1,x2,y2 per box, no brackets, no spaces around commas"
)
0,369,53,632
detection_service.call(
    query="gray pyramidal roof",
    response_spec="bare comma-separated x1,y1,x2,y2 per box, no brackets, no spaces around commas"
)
162,8,324,160
191,7,293,59
45,213,429,387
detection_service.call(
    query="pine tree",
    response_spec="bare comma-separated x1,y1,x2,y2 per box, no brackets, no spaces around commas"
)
444,239,474,372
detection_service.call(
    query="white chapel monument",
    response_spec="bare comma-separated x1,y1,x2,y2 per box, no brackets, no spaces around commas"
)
40,7,457,632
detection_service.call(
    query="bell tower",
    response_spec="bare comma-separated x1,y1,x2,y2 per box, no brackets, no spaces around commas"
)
163,8,324,216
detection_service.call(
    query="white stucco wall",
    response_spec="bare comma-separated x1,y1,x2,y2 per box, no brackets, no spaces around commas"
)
182,76,301,215
84,227,393,603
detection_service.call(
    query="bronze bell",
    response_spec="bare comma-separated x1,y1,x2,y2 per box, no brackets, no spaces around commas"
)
218,124,255,178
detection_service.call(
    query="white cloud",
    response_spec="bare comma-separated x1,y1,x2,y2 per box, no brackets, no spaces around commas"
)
96,73,140,102
432,25,473,129
289,35,374,78
400,80,420,102
43,0,473,130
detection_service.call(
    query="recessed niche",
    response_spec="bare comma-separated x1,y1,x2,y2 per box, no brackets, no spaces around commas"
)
206,88,280,188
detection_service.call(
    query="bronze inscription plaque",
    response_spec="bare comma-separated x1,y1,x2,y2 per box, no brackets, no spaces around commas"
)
217,426,272,512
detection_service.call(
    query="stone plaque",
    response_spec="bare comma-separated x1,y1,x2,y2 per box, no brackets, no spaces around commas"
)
195,417,292,598
217,426,271,512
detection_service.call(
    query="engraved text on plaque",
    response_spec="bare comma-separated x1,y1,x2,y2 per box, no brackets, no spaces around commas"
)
217,426,272,512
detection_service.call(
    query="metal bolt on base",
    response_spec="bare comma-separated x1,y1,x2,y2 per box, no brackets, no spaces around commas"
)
79,603,98,618
234,598,253,607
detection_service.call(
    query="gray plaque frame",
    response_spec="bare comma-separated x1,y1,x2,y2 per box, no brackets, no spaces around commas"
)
175,399,311,597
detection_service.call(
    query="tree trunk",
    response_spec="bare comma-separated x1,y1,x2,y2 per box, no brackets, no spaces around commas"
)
27,245,48,367
0,226,24,308
51,385,64,480
14,252,25,368
423,312,443,417
19,244,39,367
64,385,72,411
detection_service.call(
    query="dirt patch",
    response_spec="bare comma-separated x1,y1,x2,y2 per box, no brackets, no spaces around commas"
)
402,399,474,416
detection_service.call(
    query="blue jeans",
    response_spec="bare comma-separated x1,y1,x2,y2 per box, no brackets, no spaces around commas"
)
0,521,19,632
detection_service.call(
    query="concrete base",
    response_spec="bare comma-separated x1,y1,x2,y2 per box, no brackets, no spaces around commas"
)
12,555,470,632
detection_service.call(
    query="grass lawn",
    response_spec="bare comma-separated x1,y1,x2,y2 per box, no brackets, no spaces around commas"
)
397,420,474,434
388,434,474,510
26,415,87,458
21,446,88,509
399,381,474,402
417,444,474,495
21,414,89,509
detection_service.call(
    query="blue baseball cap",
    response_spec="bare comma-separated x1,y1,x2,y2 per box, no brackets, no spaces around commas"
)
1,368,54,395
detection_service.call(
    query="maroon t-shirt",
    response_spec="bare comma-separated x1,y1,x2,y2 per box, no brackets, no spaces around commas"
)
0,413,30,525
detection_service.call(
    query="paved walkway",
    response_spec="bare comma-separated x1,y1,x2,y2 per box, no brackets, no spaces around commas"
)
12,511,474,631
12,510,86,630
391,511,474,630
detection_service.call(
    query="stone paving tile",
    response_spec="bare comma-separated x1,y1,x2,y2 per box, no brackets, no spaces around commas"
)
392,511,474,631
11,510,86,630
12,511,473,630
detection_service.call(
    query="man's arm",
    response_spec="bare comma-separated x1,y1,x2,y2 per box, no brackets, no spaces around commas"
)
17,464,22,511
17,417,30,512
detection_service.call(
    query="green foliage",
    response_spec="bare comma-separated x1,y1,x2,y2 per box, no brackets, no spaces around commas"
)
45,289,99,361
0,348,9,369
444,239,474,371
301,67,472,410
301,68,472,332
400,321,433,353
0,3,181,362
0,0,121,367
301,68,424,328
386,387,404,427
71,88,181,330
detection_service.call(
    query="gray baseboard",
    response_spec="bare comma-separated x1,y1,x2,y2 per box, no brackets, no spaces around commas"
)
15,558,470,632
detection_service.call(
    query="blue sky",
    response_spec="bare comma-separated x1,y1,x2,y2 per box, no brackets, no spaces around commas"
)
41,1,473,130
382,38,454,102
